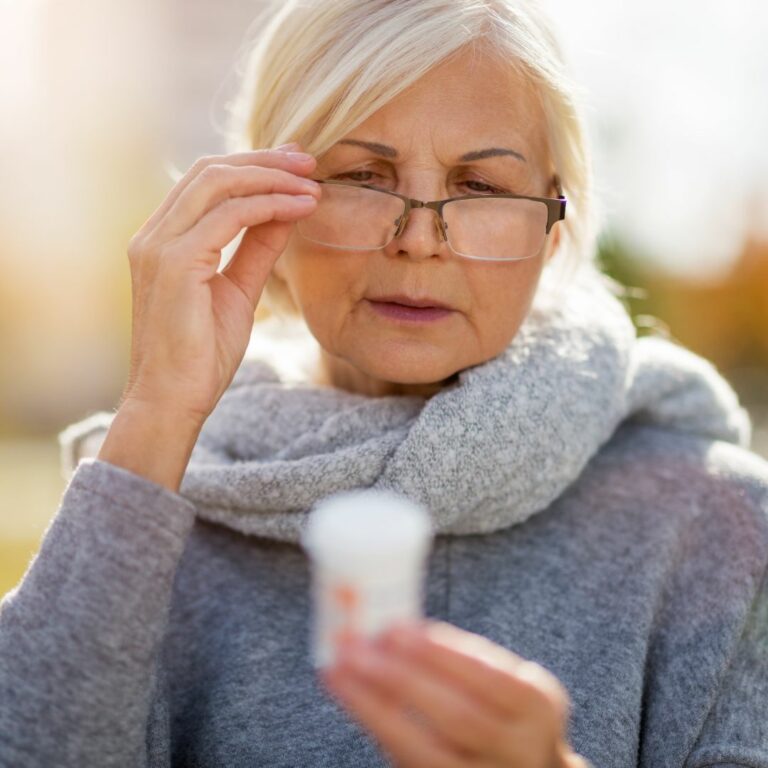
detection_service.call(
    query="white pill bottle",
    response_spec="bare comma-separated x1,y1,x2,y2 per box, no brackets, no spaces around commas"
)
300,488,434,669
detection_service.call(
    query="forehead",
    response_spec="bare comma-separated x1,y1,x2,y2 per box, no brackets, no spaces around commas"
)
327,46,550,167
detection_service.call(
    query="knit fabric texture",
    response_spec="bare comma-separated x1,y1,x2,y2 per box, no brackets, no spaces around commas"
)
60,267,752,543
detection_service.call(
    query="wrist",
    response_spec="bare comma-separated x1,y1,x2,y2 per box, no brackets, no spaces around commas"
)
97,399,206,493
118,395,209,433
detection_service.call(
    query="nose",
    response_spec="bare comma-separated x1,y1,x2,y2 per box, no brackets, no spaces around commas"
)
385,201,449,261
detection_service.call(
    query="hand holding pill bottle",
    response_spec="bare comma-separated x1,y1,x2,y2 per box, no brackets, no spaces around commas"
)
300,489,434,668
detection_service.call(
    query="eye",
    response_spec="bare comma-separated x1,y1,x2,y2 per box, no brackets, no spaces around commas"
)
332,170,380,183
461,179,507,195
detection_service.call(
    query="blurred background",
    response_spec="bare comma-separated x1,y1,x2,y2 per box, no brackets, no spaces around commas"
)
1,0,766,596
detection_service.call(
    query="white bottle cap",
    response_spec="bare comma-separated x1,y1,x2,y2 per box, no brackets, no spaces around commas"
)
301,488,433,576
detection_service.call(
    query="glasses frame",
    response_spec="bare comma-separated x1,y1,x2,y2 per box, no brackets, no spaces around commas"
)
302,174,567,261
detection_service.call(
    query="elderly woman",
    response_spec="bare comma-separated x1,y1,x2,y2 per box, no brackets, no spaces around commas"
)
2,1,767,767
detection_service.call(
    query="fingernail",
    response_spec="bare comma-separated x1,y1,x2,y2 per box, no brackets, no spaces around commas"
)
287,152,313,161
276,142,301,151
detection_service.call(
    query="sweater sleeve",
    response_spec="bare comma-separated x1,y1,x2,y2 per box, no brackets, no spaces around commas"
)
0,458,197,768
683,555,768,768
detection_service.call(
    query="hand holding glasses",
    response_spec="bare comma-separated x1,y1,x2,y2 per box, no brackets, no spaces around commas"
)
295,177,566,262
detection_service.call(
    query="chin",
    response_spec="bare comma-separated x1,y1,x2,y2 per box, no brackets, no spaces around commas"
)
352,341,463,386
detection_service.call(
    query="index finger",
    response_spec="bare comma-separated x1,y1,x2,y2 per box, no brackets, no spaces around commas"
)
134,145,308,241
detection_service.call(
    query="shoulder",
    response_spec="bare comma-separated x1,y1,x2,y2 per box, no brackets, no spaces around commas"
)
579,421,768,546
598,420,768,496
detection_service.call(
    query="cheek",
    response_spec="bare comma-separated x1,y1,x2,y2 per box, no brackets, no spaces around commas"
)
465,258,543,348
280,244,362,328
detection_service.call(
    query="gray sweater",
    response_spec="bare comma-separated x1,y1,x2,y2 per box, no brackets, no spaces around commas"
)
2,271,767,767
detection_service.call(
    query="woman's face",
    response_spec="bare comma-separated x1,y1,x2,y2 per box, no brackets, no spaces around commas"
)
274,47,562,397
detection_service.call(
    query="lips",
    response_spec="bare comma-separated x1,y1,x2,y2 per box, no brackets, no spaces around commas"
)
367,294,452,310
364,296,455,324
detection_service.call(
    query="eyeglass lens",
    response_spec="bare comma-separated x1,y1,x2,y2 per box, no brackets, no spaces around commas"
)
295,183,550,261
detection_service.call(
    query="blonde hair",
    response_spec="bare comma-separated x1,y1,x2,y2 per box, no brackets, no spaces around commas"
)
221,0,620,318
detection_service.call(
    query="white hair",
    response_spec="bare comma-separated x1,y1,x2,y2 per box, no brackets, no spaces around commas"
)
222,0,623,317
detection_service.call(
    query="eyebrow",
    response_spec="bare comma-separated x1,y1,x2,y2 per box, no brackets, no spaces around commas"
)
336,139,527,164
461,147,527,163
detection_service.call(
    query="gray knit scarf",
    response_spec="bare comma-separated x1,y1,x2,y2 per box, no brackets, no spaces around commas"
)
59,268,752,544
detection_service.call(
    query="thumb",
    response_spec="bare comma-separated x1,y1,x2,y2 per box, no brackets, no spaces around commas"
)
221,220,293,306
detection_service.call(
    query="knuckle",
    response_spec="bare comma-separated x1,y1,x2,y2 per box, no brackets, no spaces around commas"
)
256,168,299,196
258,164,287,184
217,195,239,211
199,163,230,184
127,234,143,259
128,235,160,265
191,154,219,173
241,164,295,192
219,196,246,223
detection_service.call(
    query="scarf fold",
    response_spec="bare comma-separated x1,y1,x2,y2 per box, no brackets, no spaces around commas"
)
164,268,751,543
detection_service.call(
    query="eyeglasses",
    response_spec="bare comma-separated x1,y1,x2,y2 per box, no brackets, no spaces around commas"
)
295,176,566,261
